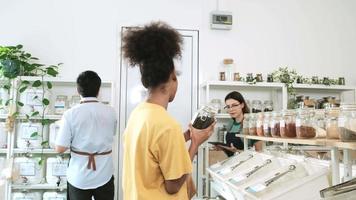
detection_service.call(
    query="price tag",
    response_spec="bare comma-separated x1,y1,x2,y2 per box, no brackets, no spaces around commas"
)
19,162,36,176
295,119,301,127
338,117,345,127
21,125,39,140
26,91,43,106
246,183,267,193
280,120,285,128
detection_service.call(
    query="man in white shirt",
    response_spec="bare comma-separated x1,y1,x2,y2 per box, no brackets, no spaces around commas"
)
55,70,117,200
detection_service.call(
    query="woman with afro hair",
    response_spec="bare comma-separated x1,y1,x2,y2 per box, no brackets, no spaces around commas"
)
122,22,215,200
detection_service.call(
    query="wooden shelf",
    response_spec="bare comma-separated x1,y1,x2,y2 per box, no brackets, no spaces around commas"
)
12,183,66,190
236,134,356,150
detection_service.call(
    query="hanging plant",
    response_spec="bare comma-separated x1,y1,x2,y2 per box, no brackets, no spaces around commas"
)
0,44,62,165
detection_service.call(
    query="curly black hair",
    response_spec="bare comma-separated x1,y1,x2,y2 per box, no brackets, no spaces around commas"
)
122,22,183,88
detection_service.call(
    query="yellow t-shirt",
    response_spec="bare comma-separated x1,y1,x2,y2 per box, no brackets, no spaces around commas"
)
123,102,192,200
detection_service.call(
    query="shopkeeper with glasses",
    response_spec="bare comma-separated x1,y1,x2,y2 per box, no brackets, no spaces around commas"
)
212,91,262,156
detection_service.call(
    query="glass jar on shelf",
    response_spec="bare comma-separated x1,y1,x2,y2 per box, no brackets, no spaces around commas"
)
267,74,273,82
313,109,326,138
326,107,340,139
223,58,234,81
248,113,257,136
255,73,263,82
263,100,273,112
280,110,296,138
251,100,262,113
191,105,218,129
256,113,264,136
338,103,356,142
246,73,254,82
296,108,316,139
54,95,68,115
242,113,250,135
263,112,272,137
270,111,282,137
69,95,81,108
210,99,222,113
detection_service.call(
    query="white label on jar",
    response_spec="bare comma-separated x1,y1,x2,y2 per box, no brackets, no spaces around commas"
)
52,163,67,176
246,183,267,193
256,121,262,127
338,117,345,127
280,120,285,127
263,123,269,130
296,119,301,127
19,162,36,176
21,125,39,140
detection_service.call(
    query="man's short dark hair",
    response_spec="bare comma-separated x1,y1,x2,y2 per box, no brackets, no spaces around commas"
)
76,70,101,97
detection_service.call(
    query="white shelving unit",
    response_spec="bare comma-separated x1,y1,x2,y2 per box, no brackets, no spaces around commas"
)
200,80,356,198
0,76,115,200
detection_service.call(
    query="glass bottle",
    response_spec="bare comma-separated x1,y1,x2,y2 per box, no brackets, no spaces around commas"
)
54,95,68,114
191,105,218,129
280,110,296,138
248,113,257,136
263,112,272,137
338,103,356,142
242,113,250,135
270,111,282,137
326,107,340,139
296,108,316,138
256,113,264,136
223,58,234,81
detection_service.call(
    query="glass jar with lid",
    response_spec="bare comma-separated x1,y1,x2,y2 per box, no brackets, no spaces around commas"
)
326,107,340,139
251,100,262,113
338,103,356,142
242,113,250,135
256,113,264,136
191,105,218,129
210,99,222,114
54,95,68,114
263,100,273,112
270,111,282,137
296,108,316,138
248,113,257,136
223,58,234,81
280,110,296,138
263,112,272,137
313,109,326,138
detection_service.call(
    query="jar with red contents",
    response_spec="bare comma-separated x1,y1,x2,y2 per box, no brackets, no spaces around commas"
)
280,110,296,138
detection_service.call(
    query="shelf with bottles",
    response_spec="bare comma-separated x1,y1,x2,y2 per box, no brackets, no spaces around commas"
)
201,81,285,89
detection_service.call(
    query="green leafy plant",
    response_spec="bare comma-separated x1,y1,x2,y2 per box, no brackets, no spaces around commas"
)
0,44,61,165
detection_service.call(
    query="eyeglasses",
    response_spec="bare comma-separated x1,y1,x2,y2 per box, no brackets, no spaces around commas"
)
223,103,241,110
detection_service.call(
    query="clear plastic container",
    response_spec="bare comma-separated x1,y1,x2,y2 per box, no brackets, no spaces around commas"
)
46,156,69,185
326,107,340,139
13,157,44,184
263,112,272,137
338,103,356,142
252,100,262,113
16,120,49,149
242,113,250,135
249,113,257,136
256,113,264,136
280,110,296,138
54,95,68,114
223,58,235,81
296,109,316,139
271,112,282,137
191,105,218,129
43,192,67,200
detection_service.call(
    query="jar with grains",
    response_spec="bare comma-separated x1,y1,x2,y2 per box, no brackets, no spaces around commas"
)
296,108,316,139
280,110,296,138
326,107,340,139
270,111,282,137
192,105,218,129
252,100,262,113
263,112,272,137
338,103,356,142
242,113,250,135
263,100,273,112
313,109,326,138
256,113,264,136
248,113,257,136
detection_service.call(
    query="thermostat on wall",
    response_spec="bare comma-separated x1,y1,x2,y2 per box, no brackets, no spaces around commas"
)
210,11,233,30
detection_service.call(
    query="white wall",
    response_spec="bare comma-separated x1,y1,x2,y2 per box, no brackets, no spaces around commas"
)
1,0,356,84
